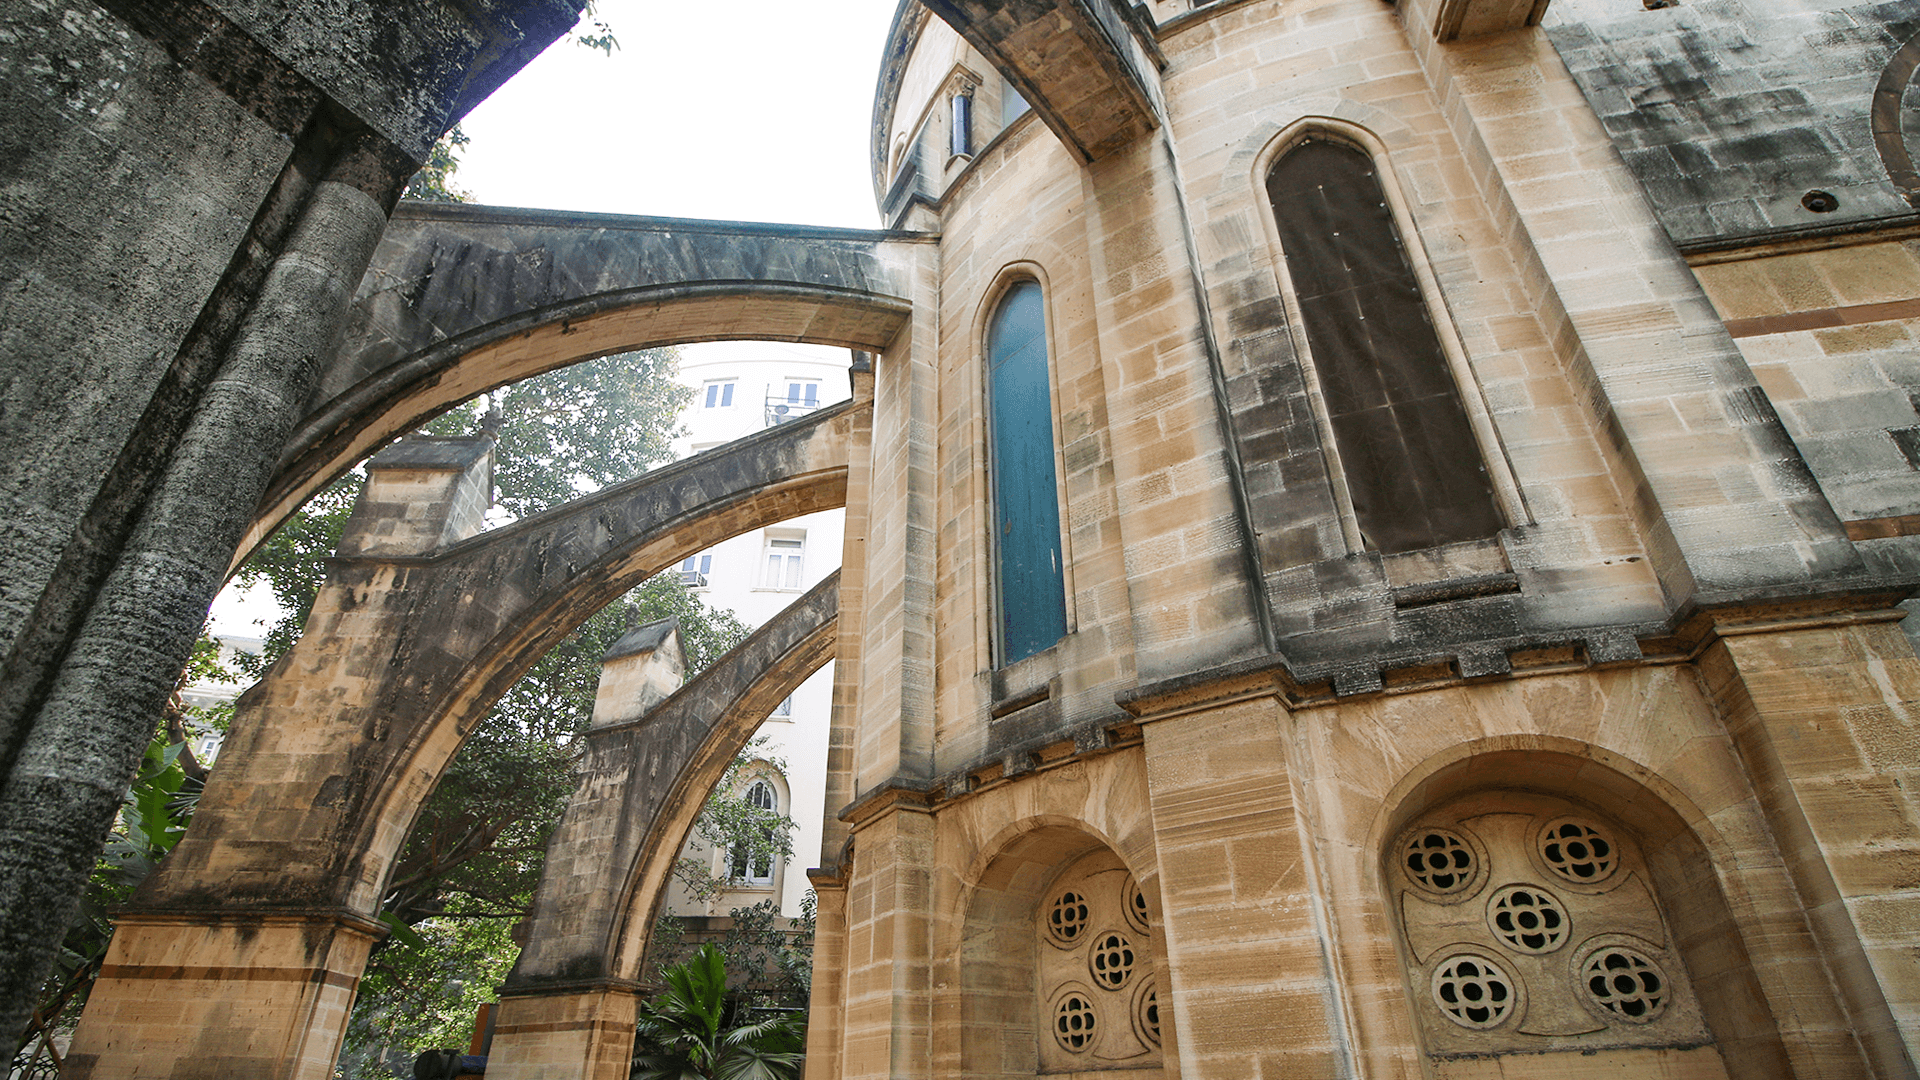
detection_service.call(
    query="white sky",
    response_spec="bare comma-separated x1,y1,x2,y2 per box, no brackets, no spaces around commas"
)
211,0,905,638
457,0,903,226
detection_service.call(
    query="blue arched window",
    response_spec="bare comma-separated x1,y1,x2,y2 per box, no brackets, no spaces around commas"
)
987,281,1068,665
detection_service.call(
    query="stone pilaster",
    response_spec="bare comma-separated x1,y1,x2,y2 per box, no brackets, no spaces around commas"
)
66,910,380,1080
1702,620,1920,1077
484,984,642,1080
1140,697,1347,1080
802,870,851,1080
836,800,937,1080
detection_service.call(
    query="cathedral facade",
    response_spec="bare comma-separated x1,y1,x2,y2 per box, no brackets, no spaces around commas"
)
7,0,1920,1078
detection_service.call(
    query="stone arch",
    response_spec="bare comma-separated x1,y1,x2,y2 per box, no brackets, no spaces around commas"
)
1373,739,1795,1076
243,204,920,559
502,573,840,993
953,821,1167,1080
1873,30,1920,207
141,404,857,918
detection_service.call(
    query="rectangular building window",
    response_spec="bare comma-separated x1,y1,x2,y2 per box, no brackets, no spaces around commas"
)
702,381,736,409
680,553,712,587
762,532,805,590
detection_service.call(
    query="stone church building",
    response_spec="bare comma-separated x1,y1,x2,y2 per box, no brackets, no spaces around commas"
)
4,0,1920,1078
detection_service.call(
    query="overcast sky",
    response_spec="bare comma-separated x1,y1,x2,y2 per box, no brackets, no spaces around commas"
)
212,0,904,637
456,0,904,227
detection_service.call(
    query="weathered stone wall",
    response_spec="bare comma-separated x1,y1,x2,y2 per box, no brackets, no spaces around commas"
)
1545,0,1920,249
809,1,1920,1079
1693,242,1920,548
0,0,583,1048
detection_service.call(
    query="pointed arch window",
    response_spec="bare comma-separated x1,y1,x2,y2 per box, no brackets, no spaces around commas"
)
727,780,779,885
987,281,1068,665
1266,137,1502,553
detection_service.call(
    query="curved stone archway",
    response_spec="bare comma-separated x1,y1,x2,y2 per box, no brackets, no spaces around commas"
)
484,575,839,1077
72,399,863,1078
243,204,923,558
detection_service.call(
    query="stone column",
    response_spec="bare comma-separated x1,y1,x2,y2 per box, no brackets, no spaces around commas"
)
1139,698,1348,1080
802,869,851,1080
1701,620,1920,1077
1,120,408,1053
486,982,643,1080
66,911,381,1080
66,437,494,1078
851,250,941,800
835,799,937,1080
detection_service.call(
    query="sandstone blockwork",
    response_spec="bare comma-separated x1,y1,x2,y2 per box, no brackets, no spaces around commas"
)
1391,795,1713,1061
14,1,1920,1079
1035,852,1162,1072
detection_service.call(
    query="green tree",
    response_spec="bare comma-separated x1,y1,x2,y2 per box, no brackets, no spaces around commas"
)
401,3,618,205
402,124,473,204
631,944,805,1080
378,576,752,931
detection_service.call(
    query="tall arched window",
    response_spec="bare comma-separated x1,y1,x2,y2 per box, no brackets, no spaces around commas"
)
1266,137,1502,553
987,281,1068,665
728,779,778,885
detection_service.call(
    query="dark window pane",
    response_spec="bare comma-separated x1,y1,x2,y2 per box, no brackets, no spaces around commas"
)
1266,138,1500,553
988,281,1069,664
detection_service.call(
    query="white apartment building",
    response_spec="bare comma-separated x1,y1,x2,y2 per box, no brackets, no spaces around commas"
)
661,340,850,919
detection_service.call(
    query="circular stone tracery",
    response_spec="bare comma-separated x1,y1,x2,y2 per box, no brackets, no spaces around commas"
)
1432,954,1517,1030
1538,818,1618,884
1088,931,1137,990
1580,945,1669,1023
1486,884,1569,954
1403,828,1477,895
1053,989,1098,1052
1124,876,1151,934
1048,890,1091,945
1132,978,1161,1047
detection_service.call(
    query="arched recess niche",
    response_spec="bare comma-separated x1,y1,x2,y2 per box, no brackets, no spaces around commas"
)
956,823,1174,1080
1374,744,1792,1076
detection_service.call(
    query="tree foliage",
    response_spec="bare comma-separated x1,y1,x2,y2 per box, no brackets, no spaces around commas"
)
401,124,472,204
631,945,805,1080
233,348,693,674
380,575,751,930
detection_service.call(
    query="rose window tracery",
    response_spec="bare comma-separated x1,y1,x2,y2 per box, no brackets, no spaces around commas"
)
1036,854,1162,1071
1403,828,1478,895
1486,884,1568,954
1389,795,1709,1058
1538,819,1619,885
1432,953,1517,1029
1088,931,1136,989
1048,890,1090,944
1580,945,1669,1023
1051,988,1099,1051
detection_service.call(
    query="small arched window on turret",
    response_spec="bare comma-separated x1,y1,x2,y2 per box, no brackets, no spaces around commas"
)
987,281,1068,665
1266,137,1503,553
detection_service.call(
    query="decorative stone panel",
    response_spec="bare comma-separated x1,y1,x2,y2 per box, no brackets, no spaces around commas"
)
1036,851,1162,1072
1389,793,1716,1063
